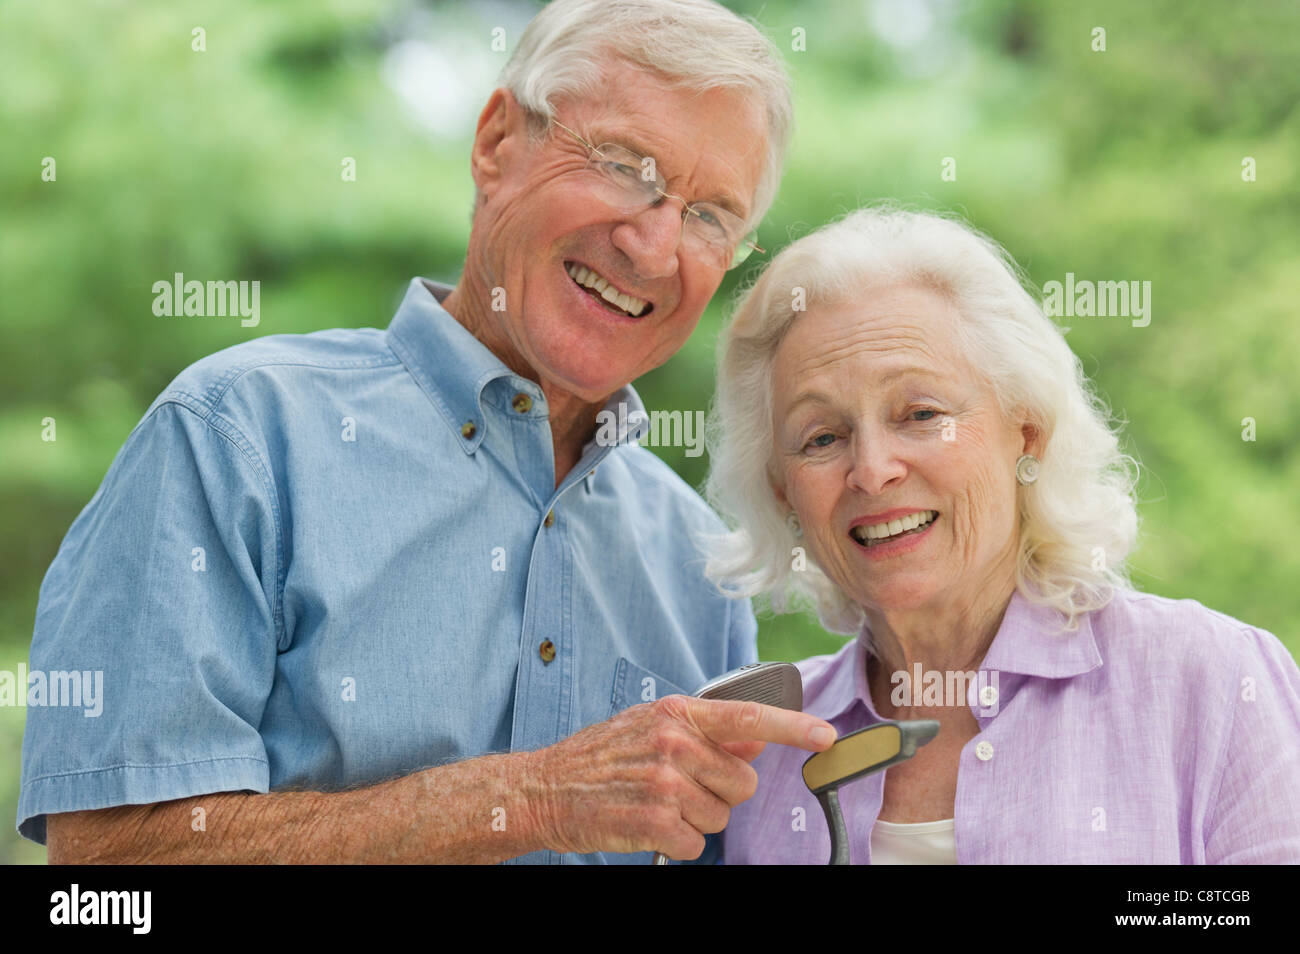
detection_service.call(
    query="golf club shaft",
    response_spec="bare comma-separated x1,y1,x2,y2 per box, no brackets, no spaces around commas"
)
817,787,851,865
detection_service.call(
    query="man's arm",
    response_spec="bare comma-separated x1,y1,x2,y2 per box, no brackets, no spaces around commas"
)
46,751,547,864
47,697,834,864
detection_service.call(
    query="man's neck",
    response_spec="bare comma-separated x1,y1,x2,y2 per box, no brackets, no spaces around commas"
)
439,281,608,488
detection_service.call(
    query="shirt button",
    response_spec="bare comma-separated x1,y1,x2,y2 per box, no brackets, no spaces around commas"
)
975,740,994,761
544,509,555,528
461,420,477,439
979,685,999,707
539,640,556,664
511,392,533,414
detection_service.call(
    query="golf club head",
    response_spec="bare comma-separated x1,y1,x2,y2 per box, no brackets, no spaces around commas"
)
653,661,804,864
803,719,939,865
802,719,940,794
695,661,804,710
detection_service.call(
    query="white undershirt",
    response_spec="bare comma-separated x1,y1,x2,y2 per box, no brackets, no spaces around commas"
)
870,817,958,864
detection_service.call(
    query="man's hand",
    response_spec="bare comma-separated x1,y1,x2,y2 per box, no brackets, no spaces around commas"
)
522,696,836,860
44,697,833,864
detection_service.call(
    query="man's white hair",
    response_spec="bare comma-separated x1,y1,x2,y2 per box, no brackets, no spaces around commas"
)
703,205,1141,634
497,0,792,227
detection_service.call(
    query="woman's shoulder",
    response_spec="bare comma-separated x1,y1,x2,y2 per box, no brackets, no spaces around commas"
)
1089,586,1296,682
1095,586,1274,640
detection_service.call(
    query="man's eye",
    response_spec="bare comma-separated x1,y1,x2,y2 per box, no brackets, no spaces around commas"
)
602,161,640,181
690,206,731,238
694,207,722,228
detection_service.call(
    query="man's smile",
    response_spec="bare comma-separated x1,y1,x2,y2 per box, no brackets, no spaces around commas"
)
564,260,653,318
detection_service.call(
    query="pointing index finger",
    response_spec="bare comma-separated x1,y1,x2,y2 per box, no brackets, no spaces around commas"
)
690,698,837,751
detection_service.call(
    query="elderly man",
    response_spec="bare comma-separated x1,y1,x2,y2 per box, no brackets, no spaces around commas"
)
18,0,835,864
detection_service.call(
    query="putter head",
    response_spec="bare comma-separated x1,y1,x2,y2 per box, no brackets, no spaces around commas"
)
694,662,803,710
802,719,940,795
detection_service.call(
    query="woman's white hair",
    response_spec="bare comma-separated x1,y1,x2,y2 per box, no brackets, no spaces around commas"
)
703,205,1141,634
497,0,792,227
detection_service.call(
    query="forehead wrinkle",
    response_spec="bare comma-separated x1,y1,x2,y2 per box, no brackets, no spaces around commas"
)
782,320,943,384
570,60,764,218
583,79,760,216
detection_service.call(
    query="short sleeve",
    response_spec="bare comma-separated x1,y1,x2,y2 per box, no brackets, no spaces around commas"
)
17,399,281,844
1204,626,1300,862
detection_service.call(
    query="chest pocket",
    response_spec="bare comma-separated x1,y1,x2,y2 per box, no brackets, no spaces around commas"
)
609,657,690,717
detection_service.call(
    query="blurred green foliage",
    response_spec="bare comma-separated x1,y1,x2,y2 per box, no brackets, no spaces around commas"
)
1,0,1297,863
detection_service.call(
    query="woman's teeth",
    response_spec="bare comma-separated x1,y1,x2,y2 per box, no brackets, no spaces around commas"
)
566,262,648,317
850,510,938,545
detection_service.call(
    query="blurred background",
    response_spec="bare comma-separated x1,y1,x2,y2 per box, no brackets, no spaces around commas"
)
2,0,1297,863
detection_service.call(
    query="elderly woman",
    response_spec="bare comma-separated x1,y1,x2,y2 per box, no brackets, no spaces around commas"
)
706,207,1300,864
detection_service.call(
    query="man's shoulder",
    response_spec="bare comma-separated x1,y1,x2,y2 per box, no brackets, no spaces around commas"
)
148,325,402,422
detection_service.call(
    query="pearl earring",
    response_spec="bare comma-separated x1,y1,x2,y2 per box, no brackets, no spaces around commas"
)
787,511,803,538
1015,454,1040,485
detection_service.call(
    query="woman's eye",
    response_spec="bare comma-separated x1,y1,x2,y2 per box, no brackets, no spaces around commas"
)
910,409,938,421
806,433,836,449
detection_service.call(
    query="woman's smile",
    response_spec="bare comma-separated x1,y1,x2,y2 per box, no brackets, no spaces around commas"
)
848,510,940,559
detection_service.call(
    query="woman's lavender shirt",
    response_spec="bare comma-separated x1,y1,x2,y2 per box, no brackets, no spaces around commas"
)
723,587,1300,863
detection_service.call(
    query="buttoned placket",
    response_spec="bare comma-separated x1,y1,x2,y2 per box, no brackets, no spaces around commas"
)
481,382,647,864
948,667,1007,864
388,283,657,864
842,640,1009,865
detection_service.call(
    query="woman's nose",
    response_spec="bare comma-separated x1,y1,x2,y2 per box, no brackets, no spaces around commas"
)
846,431,908,496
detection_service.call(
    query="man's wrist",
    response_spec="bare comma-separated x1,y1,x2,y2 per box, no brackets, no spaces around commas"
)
406,749,559,862
506,747,560,857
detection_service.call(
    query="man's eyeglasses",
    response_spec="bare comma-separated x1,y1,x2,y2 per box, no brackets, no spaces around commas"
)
549,118,764,271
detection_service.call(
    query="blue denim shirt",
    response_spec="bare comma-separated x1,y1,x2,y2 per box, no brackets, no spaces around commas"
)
18,277,758,863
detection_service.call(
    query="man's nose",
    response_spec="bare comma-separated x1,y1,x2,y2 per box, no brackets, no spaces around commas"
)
610,199,682,280
846,430,908,496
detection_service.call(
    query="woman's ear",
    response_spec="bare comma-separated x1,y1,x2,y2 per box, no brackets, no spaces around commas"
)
770,480,790,512
1021,419,1042,459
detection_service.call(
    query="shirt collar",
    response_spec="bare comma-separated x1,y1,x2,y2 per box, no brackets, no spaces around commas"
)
978,587,1103,679
813,587,1103,722
581,386,651,456
386,278,512,453
386,277,650,460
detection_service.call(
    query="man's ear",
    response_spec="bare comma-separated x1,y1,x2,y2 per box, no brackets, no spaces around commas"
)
469,87,525,201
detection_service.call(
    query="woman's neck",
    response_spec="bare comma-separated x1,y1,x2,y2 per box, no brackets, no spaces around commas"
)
863,571,1017,704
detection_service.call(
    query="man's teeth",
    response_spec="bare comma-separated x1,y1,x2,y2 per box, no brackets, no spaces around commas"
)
850,510,938,544
566,263,648,317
